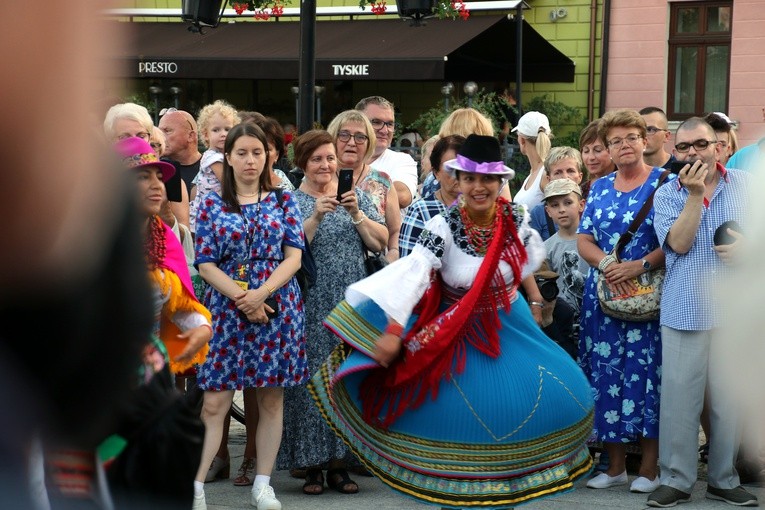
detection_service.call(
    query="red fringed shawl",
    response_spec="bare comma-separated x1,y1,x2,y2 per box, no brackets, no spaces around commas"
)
360,198,528,428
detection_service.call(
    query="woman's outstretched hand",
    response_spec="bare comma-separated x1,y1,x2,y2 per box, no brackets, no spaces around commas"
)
372,333,402,368
174,325,212,363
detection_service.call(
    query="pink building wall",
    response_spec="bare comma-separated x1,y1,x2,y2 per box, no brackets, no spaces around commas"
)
605,0,765,146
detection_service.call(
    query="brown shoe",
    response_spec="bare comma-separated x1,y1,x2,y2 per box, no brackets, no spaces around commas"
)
232,457,256,486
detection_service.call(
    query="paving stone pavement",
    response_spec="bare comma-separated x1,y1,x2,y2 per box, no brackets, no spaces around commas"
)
202,420,763,510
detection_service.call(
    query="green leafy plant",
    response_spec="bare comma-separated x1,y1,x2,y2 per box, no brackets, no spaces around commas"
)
406,91,587,192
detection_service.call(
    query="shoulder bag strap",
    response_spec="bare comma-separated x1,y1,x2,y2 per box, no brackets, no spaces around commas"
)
613,170,671,257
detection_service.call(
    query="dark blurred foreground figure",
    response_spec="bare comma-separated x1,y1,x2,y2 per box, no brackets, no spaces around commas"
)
0,2,152,507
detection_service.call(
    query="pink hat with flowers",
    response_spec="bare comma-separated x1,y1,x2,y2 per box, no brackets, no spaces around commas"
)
114,137,176,182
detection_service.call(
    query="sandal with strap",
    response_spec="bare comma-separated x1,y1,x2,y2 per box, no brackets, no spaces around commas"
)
232,457,256,486
302,468,324,495
326,468,358,494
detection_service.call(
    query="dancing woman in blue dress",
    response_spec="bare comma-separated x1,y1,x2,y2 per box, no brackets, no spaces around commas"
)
311,135,594,509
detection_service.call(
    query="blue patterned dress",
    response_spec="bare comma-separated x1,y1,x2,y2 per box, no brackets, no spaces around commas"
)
194,191,308,390
577,167,675,443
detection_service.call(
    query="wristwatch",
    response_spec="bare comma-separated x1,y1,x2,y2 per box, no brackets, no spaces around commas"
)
642,259,651,270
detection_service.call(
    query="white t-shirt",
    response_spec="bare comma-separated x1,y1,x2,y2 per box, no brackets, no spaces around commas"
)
370,149,419,203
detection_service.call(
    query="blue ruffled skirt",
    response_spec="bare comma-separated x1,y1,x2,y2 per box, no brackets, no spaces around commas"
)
310,295,594,509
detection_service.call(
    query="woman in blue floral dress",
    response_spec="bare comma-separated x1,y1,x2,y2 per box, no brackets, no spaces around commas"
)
192,123,308,510
577,109,675,494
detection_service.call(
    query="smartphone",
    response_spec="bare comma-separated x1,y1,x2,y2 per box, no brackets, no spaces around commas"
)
714,220,741,246
337,168,354,202
264,297,278,320
669,160,692,175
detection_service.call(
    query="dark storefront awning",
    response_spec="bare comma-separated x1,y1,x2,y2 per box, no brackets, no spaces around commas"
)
114,15,574,83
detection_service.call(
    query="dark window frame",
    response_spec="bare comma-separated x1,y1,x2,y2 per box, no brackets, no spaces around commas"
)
667,1,732,120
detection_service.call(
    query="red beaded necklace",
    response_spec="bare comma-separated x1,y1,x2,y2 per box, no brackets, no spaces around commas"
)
145,216,166,270
460,206,497,256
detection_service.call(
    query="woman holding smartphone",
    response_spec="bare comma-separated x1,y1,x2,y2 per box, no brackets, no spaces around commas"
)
277,130,387,496
327,109,402,262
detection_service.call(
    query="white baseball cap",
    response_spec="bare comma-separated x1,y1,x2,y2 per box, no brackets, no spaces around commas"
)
511,111,551,138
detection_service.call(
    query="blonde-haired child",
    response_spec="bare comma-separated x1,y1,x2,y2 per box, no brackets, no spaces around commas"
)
189,100,241,233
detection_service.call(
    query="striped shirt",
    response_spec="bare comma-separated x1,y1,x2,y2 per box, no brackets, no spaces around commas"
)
653,164,750,330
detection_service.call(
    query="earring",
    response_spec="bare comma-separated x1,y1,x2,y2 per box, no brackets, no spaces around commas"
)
458,194,466,207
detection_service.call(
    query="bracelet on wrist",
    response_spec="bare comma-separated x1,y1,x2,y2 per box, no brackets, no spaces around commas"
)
351,211,366,225
384,322,404,337
598,254,616,272
529,301,545,309
262,282,276,295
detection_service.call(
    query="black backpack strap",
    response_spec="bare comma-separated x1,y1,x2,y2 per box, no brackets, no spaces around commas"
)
614,169,671,256
544,209,556,239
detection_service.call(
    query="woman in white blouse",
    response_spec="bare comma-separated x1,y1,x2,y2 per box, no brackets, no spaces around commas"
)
311,135,594,510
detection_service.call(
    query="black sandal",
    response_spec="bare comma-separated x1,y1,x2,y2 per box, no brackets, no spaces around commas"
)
302,468,324,495
326,468,359,494
699,442,710,464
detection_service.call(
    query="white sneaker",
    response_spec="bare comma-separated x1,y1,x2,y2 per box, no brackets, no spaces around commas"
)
630,476,661,493
192,491,207,510
586,471,628,489
251,484,282,510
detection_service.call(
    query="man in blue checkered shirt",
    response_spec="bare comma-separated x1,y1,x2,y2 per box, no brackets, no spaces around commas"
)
648,117,756,508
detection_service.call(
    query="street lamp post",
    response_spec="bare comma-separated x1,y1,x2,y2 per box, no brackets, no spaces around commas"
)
170,86,182,109
463,81,478,108
291,86,300,127
148,84,162,125
441,82,454,113
314,85,325,127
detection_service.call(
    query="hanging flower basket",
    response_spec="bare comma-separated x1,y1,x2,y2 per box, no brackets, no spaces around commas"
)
231,0,287,20
359,0,469,21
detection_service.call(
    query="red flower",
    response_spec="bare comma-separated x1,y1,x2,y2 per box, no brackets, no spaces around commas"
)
232,2,246,14
246,367,256,376
231,232,242,241
267,340,276,349
286,217,297,225
219,347,228,356
205,198,214,206
262,353,272,363
268,376,277,385
229,338,238,346
229,373,238,380
214,361,223,370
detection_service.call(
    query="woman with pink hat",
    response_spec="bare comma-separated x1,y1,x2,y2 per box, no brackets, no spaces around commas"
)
105,136,213,506
113,136,213,376
312,134,594,509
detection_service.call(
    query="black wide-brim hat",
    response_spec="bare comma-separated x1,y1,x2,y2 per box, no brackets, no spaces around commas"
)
444,134,515,179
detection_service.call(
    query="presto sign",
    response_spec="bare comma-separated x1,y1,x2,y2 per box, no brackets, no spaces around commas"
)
139,61,179,74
